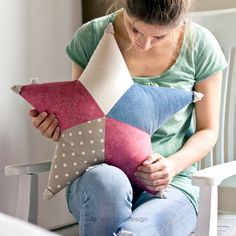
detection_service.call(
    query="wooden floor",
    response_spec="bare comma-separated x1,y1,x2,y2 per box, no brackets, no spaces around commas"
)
217,213,236,236
54,213,236,236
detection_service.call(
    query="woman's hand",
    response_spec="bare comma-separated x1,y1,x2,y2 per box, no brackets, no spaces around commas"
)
28,109,61,141
134,153,177,192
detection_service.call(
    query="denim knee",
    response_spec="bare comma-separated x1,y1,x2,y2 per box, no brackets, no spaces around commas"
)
67,164,134,235
67,164,133,216
82,164,133,198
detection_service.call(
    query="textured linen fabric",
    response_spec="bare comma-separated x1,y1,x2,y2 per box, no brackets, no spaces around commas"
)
13,75,196,199
66,10,227,212
12,25,199,200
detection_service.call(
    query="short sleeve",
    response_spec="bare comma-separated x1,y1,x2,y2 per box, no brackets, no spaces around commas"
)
66,21,96,69
194,27,227,82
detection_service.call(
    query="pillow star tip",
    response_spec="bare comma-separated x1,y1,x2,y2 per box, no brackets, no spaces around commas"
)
193,91,204,102
11,85,22,94
43,189,54,200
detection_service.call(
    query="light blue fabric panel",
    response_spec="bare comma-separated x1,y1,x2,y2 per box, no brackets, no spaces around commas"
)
107,84,193,135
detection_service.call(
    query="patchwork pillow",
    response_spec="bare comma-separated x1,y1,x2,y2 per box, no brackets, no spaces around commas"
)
12,23,203,200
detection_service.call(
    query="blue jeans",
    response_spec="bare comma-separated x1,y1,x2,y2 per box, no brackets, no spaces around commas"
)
66,164,197,236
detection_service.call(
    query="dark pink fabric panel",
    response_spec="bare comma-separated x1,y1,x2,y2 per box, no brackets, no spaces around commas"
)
21,80,104,131
105,117,154,193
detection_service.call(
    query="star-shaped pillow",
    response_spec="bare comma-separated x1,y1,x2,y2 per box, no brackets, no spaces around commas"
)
12,24,203,200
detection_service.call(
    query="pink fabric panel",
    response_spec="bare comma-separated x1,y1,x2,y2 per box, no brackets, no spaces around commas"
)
105,117,153,192
20,80,104,131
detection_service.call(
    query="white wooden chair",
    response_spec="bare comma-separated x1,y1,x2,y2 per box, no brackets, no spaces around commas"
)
190,8,236,236
5,8,236,236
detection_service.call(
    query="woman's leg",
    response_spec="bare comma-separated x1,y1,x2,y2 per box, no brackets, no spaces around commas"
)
66,164,133,236
116,186,197,236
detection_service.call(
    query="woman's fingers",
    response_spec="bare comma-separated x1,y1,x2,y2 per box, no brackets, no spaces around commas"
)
135,154,175,191
29,110,60,141
142,153,163,166
137,157,166,173
42,118,58,137
137,177,169,187
32,112,48,128
135,170,168,181
145,184,168,192
28,109,39,117
52,127,61,142
38,114,56,134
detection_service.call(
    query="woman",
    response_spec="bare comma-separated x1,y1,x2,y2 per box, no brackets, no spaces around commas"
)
29,0,227,235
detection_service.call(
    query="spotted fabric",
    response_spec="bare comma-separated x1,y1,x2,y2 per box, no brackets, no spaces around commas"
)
12,24,202,199
49,118,105,194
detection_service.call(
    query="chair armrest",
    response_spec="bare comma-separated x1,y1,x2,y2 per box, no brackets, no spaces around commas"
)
0,213,60,236
4,161,52,223
192,160,236,186
5,161,52,176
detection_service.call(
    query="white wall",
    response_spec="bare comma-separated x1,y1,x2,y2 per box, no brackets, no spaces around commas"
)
193,0,236,11
0,0,82,228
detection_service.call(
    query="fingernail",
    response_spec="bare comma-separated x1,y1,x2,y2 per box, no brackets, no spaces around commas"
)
144,160,150,164
50,114,56,119
53,119,58,124
42,112,47,117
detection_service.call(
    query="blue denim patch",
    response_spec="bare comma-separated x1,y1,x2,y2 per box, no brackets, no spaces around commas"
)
107,84,193,134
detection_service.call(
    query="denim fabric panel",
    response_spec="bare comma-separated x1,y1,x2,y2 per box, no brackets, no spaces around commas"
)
107,84,193,134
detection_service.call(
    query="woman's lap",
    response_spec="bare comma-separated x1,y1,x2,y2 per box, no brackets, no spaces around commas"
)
66,164,197,236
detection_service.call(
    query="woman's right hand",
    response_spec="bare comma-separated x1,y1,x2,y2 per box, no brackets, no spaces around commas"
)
28,109,61,141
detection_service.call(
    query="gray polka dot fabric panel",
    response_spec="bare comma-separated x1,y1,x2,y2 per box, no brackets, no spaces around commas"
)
46,117,105,195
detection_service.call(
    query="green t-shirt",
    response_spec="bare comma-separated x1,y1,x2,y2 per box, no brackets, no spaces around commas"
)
66,11,227,212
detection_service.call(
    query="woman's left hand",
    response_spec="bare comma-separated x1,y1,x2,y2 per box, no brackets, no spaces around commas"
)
134,153,177,192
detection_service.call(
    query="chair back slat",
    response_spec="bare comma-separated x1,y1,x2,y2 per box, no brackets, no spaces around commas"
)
213,48,231,165
200,150,213,169
226,49,236,162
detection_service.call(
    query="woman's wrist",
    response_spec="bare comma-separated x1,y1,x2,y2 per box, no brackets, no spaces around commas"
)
167,152,186,176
